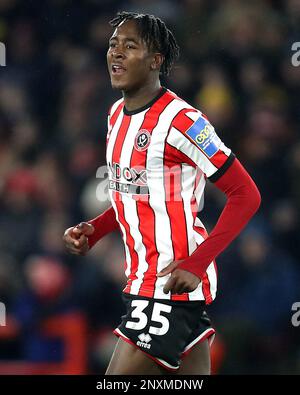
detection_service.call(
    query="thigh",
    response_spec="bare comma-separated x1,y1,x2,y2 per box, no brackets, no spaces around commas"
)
176,339,211,375
105,337,167,375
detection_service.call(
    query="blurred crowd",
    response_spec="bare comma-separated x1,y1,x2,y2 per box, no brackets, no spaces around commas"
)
0,0,299,374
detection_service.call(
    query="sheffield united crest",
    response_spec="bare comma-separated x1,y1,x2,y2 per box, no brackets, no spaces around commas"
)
134,129,151,151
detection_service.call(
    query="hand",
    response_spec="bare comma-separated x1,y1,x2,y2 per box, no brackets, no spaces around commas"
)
157,260,201,295
63,222,94,256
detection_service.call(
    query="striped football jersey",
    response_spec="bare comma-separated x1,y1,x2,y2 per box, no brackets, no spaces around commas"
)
106,87,234,303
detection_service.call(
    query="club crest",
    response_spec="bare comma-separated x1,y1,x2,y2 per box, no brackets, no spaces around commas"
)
134,129,151,151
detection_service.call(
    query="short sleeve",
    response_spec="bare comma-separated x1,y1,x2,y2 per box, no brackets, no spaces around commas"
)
166,109,235,181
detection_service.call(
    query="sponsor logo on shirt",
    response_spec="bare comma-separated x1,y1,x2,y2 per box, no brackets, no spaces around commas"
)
108,162,147,184
108,162,149,195
185,117,221,158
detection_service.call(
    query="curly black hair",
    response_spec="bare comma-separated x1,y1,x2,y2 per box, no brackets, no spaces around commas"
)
109,11,180,76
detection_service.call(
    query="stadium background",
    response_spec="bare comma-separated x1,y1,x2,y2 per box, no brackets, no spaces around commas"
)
0,0,299,374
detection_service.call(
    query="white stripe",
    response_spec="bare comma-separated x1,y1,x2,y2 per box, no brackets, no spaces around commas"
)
181,164,197,256
106,110,124,166
167,126,219,177
188,230,206,301
194,171,206,211
183,328,216,354
110,193,132,278
106,110,132,277
110,97,123,118
122,196,149,294
188,283,205,301
119,111,149,293
155,357,179,370
107,99,123,140
206,262,217,301
219,141,231,156
180,165,205,301
114,327,130,340
119,111,147,182
184,110,202,122
194,216,207,232
146,99,189,299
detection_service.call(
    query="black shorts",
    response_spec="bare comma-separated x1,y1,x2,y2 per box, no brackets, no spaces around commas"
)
113,293,215,371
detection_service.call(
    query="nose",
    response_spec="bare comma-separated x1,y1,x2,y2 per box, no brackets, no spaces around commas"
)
112,50,125,60
110,44,126,60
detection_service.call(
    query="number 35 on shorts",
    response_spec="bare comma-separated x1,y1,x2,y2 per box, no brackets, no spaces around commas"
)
125,300,172,336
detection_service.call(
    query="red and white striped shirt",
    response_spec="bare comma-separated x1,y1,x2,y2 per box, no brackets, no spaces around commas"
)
106,88,233,303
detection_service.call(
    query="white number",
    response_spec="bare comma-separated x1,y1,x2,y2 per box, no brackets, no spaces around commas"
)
149,302,172,336
125,300,172,335
125,300,149,330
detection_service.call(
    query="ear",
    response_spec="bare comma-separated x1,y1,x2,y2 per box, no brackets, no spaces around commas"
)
150,53,164,71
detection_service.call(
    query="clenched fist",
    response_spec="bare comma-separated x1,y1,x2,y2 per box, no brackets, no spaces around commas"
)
63,222,94,256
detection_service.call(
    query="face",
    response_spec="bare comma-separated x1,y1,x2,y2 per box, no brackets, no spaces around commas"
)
107,20,159,92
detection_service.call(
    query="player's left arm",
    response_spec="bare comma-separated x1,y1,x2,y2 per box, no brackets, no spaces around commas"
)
158,158,261,294
157,111,261,294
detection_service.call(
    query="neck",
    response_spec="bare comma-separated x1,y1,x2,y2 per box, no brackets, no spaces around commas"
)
122,80,162,112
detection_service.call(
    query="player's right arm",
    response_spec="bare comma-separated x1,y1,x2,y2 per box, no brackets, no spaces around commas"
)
63,205,119,255
64,105,122,255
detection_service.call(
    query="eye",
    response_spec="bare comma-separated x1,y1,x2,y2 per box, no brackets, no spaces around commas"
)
109,42,117,48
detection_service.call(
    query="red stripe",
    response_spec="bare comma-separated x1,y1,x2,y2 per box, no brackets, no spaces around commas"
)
107,102,124,145
191,169,202,223
200,273,212,304
110,112,136,292
111,191,129,278
129,92,174,297
164,109,202,302
135,197,158,297
172,109,197,132
193,226,212,304
209,148,231,169
110,101,124,127
180,168,202,302
164,155,189,302
194,221,208,239
111,114,130,164
185,172,213,304
161,126,190,301
171,295,190,301
166,142,197,169
114,193,139,293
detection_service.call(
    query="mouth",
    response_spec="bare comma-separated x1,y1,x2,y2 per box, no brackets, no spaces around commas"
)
111,64,127,76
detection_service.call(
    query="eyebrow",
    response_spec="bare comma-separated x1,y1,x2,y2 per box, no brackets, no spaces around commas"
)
109,37,140,45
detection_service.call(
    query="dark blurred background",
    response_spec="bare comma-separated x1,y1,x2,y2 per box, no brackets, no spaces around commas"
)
0,0,299,374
